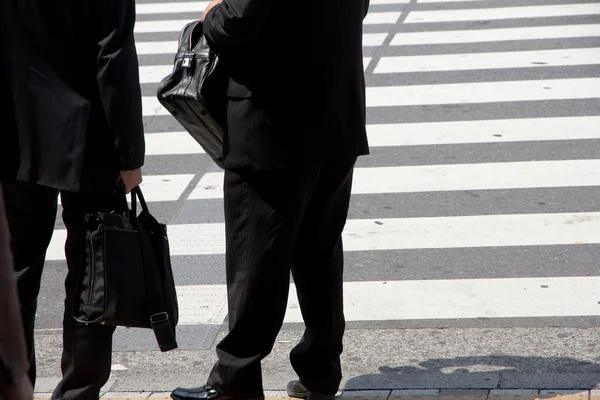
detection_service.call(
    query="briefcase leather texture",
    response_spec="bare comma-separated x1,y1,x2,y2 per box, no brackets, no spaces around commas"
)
156,20,227,168
74,185,179,352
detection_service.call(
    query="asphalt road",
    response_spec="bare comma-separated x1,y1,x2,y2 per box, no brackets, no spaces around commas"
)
34,0,600,393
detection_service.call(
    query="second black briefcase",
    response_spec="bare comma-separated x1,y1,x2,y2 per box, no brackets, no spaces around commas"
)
156,20,228,168
74,185,179,352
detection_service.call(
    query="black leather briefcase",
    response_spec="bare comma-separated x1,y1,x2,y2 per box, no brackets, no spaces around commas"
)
74,185,179,352
156,20,228,168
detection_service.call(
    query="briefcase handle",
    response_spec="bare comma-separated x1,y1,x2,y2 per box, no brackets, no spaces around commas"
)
114,183,149,218
130,186,149,217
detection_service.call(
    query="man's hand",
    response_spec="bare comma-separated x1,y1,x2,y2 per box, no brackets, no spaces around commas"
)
119,168,143,193
201,0,222,22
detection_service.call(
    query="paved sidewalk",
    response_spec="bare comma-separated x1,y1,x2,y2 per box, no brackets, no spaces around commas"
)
33,389,600,400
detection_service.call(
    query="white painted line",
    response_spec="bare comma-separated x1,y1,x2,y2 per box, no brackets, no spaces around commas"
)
189,172,223,199
405,4,600,23
145,43,600,84
167,276,600,324
136,41,178,55
138,57,376,85
146,117,600,155
352,160,600,194
366,116,600,147
135,13,399,33
139,65,173,84
143,78,600,115
143,96,169,116
136,34,387,57
134,19,191,34
146,132,205,155
367,78,600,107
134,174,195,202
45,212,600,260
136,2,208,14
188,160,600,199
364,12,402,24
363,33,389,47
390,24,600,46
57,174,194,206
370,0,409,4
375,48,600,73
285,277,600,322
341,213,600,252
364,57,372,71
175,285,228,325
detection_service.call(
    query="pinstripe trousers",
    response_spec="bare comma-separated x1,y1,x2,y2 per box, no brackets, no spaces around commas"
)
207,158,357,398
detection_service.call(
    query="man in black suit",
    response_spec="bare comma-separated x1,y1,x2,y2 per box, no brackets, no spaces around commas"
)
0,1,145,399
171,1,370,400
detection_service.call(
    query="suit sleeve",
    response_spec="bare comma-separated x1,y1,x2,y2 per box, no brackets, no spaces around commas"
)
203,0,278,53
94,0,145,170
364,0,370,18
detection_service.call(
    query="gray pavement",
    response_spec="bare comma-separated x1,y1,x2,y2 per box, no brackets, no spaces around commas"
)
34,0,600,395
34,327,600,392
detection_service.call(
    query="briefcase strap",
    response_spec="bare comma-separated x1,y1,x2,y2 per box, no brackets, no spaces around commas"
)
150,312,178,352
133,188,178,352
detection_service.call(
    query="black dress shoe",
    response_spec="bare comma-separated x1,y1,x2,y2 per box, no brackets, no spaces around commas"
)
171,385,264,400
286,381,335,400
171,385,219,400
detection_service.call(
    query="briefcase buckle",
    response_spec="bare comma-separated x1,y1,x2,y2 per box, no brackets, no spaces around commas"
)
150,312,169,324
149,312,177,352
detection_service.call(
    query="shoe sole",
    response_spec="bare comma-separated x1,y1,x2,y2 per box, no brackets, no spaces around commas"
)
287,391,308,399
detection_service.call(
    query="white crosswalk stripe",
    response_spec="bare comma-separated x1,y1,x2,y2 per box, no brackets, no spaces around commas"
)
188,160,600,199
140,79,600,115
41,0,600,355
136,2,208,14
56,174,195,206
142,48,600,78
374,48,600,73
165,275,600,326
136,41,178,55
367,78,600,107
144,117,600,155
390,24,600,46
134,13,400,33
47,212,600,260
137,33,388,56
404,4,600,23
365,117,600,146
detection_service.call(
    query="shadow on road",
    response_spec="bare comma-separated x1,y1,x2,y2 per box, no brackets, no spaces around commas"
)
344,355,600,390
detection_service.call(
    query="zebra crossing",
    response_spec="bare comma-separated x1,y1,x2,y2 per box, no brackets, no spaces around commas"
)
37,0,600,383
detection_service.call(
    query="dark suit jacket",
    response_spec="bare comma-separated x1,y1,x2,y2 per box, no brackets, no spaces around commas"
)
204,0,370,170
0,0,145,193
0,189,29,395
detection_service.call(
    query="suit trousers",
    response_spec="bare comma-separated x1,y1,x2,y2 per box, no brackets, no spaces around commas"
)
0,188,32,400
1,180,117,400
207,158,356,398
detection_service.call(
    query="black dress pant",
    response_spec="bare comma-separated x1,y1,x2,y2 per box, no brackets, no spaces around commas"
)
207,158,356,398
1,180,117,400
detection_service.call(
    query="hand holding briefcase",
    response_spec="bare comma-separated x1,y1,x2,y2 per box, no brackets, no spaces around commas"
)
157,20,228,168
